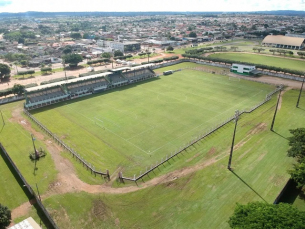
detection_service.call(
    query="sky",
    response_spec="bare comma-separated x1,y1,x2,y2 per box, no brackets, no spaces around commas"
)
0,0,304,13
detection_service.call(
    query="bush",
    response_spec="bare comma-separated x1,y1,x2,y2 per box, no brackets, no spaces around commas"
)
41,67,52,72
17,70,35,75
0,88,13,97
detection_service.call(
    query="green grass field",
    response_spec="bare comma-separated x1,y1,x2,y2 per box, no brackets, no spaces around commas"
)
41,89,305,229
0,102,57,195
31,64,276,177
209,53,305,71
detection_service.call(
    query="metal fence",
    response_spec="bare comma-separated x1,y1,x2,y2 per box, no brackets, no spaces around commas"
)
23,109,110,180
118,86,283,183
0,143,58,229
0,95,24,105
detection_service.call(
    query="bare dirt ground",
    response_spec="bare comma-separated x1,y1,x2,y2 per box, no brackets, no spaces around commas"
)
227,73,302,89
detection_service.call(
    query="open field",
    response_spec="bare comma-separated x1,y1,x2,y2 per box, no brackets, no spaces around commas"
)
41,89,305,229
31,63,276,177
209,53,305,71
0,102,58,197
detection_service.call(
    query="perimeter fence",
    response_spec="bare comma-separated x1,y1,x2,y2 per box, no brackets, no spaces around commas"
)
118,85,283,183
0,143,58,229
23,109,110,180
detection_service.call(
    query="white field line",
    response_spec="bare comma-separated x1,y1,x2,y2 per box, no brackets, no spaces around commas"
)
65,104,151,155
94,121,149,155
145,88,220,114
94,117,121,128
149,89,265,154
1,112,30,139
126,126,155,141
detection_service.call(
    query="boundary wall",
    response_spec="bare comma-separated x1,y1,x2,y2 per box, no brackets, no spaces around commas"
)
0,143,58,229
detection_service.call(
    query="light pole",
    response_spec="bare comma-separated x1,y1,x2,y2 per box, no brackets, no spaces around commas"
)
228,110,239,170
62,61,67,80
296,76,305,108
270,89,282,131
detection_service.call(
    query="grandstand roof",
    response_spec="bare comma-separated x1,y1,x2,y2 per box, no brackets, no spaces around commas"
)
131,64,154,70
262,35,305,46
26,72,112,92
110,67,131,72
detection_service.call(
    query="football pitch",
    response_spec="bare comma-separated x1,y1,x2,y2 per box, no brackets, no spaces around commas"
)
32,64,276,175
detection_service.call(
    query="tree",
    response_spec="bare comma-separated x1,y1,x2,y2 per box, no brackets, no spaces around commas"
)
269,49,276,55
289,159,305,188
257,48,265,53
12,84,25,96
101,52,111,59
189,32,197,38
0,204,11,229
228,202,305,229
41,67,52,74
114,50,124,57
166,46,174,52
63,54,83,67
287,128,305,161
62,46,72,54
70,33,82,39
297,51,305,58
20,60,28,66
0,63,11,80
231,46,238,51
253,47,258,52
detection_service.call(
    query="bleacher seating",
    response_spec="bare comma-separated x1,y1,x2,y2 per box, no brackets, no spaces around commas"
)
67,77,110,95
25,86,69,109
24,65,156,110
123,68,155,82
108,73,128,86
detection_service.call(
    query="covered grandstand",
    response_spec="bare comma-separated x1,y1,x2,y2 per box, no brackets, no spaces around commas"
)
262,35,305,49
24,64,156,110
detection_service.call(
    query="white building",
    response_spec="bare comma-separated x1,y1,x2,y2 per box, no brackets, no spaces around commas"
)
230,64,256,75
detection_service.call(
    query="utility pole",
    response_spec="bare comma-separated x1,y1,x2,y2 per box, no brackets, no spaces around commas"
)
296,76,305,108
228,110,239,170
270,89,282,131
31,134,38,158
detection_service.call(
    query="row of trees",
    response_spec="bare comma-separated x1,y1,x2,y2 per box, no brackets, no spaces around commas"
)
253,47,265,53
269,49,294,56
87,58,110,65
181,53,305,76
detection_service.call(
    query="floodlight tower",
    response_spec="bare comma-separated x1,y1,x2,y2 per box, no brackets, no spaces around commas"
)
31,134,39,159
270,88,282,131
228,110,240,170
296,76,305,108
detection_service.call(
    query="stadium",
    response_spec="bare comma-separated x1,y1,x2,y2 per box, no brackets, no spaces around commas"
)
1,60,304,228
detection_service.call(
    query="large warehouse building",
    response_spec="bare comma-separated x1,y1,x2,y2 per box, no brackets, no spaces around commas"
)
262,35,305,50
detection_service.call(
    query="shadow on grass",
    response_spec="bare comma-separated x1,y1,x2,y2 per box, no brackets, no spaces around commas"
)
272,131,288,140
230,170,267,203
277,179,305,204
